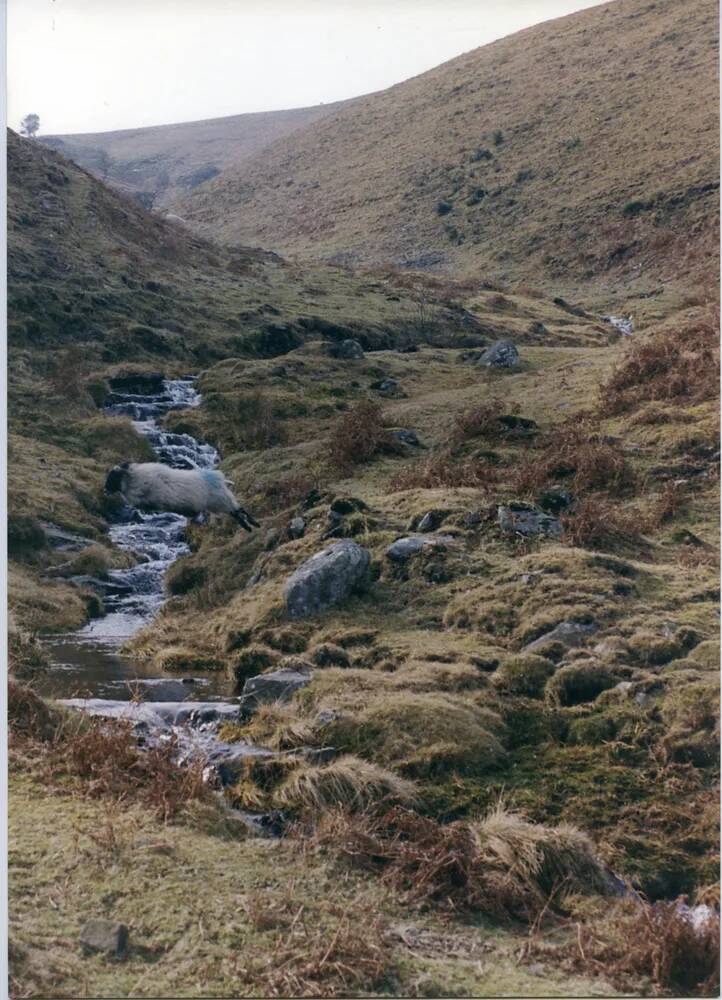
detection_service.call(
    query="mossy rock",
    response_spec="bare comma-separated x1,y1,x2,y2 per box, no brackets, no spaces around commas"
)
493,654,555,698
545,661,618,706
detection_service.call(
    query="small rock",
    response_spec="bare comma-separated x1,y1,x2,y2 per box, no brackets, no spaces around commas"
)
390,428,424,448
285,540,371,618
328,339,364,360
525,621,598,656
80,919,129,956
239,668,311,715
417,510,447,533
386,534,455,562
498,503,561,538
371,377,405,398
477,340,519,368
288,517,306,539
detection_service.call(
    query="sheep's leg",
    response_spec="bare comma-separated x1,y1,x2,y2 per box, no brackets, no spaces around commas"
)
231,506,260,532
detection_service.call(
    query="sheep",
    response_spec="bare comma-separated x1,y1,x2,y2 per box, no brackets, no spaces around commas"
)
104,462,260,531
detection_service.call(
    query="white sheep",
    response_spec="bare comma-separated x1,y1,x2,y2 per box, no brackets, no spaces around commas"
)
104,462,259,531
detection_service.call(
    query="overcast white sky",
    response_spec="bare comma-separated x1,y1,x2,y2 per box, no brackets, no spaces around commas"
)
8,0,605,136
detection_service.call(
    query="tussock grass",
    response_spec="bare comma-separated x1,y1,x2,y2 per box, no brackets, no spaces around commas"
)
275,755,418,814
314,803,614,921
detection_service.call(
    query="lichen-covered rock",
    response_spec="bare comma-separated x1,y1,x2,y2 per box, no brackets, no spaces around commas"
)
239,667,311,715
285,540,371,618
477,339,519,368
498,503,561,538
288,516,306,539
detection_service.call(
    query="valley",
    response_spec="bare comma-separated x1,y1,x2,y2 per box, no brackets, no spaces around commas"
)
7,0,720,996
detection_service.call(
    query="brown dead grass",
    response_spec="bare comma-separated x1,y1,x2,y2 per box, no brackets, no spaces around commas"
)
326,398,401,472
448,397,515,448
9,681,209,822
312,804,613,923
390,448,496,490
527,898,720,997
234,894,396,998
600,309,719,415
514,421,635,496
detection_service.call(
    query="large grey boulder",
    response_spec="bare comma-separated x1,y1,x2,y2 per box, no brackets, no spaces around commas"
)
498,503,561,538
239,668,311,716
80,920,129,956
386,534,455,563
284,540,371,618
477,340,519,368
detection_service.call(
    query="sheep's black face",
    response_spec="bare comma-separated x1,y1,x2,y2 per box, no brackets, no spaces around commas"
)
104,465,128,494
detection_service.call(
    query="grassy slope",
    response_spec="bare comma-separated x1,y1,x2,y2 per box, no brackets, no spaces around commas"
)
177,0,719,306
7,127,498,631
40,99,352,210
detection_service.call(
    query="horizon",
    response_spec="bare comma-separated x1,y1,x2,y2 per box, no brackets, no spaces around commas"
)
9,0,605,137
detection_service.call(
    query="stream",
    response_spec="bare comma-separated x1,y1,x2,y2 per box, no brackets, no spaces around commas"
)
39,378,280,823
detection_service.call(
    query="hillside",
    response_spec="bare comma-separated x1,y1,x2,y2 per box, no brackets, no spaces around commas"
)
177,0,719,305
40,99,350,210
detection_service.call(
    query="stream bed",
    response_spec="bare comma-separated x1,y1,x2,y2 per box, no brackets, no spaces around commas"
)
38,378,279,824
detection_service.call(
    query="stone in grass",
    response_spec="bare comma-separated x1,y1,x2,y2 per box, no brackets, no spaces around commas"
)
524,621,598,658
497,503,561,538
80,919,129,956
239,667,311,716
386,535,455,563
285,540,371,619
477,340,519,369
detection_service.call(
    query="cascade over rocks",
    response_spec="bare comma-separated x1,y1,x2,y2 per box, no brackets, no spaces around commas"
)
284,540,371,618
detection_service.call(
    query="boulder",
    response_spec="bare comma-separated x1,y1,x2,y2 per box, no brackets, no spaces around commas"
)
477,340,519,368
238,667,311,716
80,919,129,956
284,540,371,618
497,503,561,538
328,339,364,360
386,534,455,563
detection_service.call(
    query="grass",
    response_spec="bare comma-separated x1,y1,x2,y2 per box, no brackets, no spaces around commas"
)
175,0,718,307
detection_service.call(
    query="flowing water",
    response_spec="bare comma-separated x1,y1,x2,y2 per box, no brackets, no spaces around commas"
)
37,379,282,813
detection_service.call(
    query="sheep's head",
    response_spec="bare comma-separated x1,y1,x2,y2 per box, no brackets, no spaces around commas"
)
104,463,129,495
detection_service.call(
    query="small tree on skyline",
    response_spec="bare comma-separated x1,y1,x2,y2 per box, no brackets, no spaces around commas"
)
20,113,40,138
